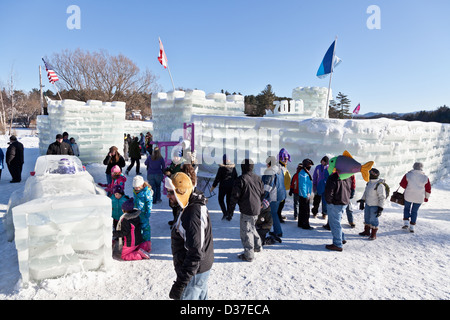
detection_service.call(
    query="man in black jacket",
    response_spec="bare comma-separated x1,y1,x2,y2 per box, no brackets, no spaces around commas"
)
228,159,265,262
324,170,353,251
6,135,24,183
166,172,214,300
46,134,74,155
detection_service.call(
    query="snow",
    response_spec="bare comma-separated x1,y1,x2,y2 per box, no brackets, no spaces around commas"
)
1,129,449,300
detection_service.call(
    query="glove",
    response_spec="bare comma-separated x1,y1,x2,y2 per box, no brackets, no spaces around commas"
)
169,281,186,300
289,190,293,196
357,199,365,210
424,198,428,202
376,206,383,217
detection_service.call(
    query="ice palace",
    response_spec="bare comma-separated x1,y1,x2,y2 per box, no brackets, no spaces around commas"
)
5,85,450,283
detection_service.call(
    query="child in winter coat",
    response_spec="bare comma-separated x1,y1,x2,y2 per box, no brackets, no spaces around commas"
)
132,175,153,242
289,163,303,220
256,199,275,245
99,165,127,196
110,185,129,231
296,159,314,229
69,137,80,157
357,168,387,240
262,156,286,238
113,198,151,261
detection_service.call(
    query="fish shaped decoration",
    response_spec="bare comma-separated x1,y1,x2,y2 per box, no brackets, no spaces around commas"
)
327,150,374,182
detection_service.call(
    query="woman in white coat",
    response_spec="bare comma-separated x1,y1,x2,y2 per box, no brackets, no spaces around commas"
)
399,162,431,232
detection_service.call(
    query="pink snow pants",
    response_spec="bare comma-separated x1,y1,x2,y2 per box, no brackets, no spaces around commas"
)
121,241,152,261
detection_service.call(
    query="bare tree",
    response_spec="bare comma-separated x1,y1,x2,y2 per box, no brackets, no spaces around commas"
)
45,49,161,110
0,87,6,134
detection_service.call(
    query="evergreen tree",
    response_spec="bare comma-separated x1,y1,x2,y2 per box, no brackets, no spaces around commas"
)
256,84,276,116
335,92,352,119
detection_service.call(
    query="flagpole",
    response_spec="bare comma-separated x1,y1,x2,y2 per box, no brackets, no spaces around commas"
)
39,65,44,115
325,36,338,118
166,64,175,91
53,82,62,100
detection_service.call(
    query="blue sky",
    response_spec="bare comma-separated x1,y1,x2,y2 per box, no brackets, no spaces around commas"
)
1,0,449,114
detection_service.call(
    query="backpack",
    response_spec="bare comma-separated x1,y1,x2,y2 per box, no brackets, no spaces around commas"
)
374,179,390,199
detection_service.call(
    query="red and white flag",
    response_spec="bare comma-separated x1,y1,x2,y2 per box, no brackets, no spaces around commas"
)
158,38,168,69
42,58,59,83
353,103,361,115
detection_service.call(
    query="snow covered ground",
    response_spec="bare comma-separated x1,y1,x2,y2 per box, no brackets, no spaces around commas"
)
0,129,449,300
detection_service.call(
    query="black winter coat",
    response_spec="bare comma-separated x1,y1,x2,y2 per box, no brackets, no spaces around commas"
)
103,154,126,174
171,191,214,287
113,210,143,247
6,141,24,166
46,141,74,155
128,140,141,159
324,172,353,205
212,164,238,189
228,171,265,216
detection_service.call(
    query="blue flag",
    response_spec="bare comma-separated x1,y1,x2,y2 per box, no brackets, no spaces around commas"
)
316,40,341,79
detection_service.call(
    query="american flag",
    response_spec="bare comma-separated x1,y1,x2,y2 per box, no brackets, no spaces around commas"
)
42,58,59,83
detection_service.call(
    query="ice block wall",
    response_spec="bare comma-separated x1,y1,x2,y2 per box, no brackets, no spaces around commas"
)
191,115,450,195
268,87,330,119
124,120,154,139
37,99,126,163
6,155,113,283
151,90,244,141
291,86,331,118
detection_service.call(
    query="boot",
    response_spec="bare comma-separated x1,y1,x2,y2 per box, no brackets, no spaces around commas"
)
359,224,371,236
369,227,378,240
409,224,415,233
402,219,409,230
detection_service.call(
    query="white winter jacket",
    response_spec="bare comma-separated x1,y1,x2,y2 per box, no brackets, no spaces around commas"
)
361,179,386,207
401,170,431,204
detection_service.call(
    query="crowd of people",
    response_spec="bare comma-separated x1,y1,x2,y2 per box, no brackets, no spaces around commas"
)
1,131,433,300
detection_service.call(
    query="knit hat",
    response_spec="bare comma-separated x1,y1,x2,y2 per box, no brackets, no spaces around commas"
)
113,185,124,195
9,135,17,141
133,175,145,188
266,156,277,167
111,165,121,174
121,197,136,213
165,172,193,209
278,148,291,162
302,158,314,168
369,168,380,179
413,162,423,171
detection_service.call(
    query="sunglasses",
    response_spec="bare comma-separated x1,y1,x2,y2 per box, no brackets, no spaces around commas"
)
167,190,175,196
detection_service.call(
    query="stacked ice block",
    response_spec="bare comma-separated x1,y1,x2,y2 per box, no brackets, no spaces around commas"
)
292,87,331,118
6,155,112,283
37,99,126,163
151,90,244,141
191,115,450,196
